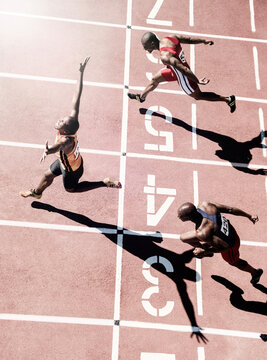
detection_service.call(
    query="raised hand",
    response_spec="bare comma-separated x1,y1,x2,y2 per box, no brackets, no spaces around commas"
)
199,77,210,85
40,140,49,163
79,56,90,73
250,215,259,224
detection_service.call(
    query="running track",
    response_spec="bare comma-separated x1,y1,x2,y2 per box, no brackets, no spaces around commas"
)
0,1,266,359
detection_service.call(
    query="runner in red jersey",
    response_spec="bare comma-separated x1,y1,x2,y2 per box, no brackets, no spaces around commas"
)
128,32,236,113
20,58,121,200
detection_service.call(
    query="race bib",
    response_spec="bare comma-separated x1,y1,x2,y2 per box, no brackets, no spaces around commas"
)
73,142,80,160
220,214,229,236
179,50,186,63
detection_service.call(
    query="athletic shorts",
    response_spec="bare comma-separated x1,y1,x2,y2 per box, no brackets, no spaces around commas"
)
50,158,84,189
220,234,240,264
160,66,198,95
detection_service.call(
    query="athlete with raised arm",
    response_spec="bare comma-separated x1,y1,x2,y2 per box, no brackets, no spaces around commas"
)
177,201,263,285
20,57,121,199
128,32,236,113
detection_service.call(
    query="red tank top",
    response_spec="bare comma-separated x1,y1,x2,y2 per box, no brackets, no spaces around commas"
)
160,36,189,68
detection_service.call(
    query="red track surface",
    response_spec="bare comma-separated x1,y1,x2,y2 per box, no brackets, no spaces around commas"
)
0,1,266,359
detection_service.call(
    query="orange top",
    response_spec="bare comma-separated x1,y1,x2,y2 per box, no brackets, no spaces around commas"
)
55,131,82,172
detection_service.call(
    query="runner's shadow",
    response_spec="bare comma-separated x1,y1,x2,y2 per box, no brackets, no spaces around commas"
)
139,108,267,175
211,275,267,316
31,201,208,342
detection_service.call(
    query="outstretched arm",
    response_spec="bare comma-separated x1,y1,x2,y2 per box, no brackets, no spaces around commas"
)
213,203,259,224
70,56,90,119
161,55,209,85
176,35,214,45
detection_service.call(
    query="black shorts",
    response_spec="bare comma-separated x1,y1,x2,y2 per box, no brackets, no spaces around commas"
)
50,158,84,189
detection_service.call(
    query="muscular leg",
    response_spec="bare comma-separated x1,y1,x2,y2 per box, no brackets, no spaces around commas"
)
20,169,56,198
230,258,263,284
65,181,106,193
128,71,166,102
35,169,57,195
140,71,167,100
189,86,229,103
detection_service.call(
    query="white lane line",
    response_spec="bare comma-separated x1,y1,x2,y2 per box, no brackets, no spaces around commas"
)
0,10,125,28
0,72,123,89
1,10,266,43
189,0,194,27
192,104,197,150
1,220,265,246
253,46,261,90
259,108,267,157
193,171,203,317
0,219,117,234
127,152,267,170
0,313,113,326
120,320,262,339
0,140,121,156
198,347,205,360
132,25,267,44
0,313,262,340
249,0,256,32
1,72,267,105
112,2,132,358
1,140,267,170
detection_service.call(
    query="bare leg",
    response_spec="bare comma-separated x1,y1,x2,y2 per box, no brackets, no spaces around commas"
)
140,71,166,100
189,86,229,103
20,169,56,198
231,258,263,284
35,170,56,195
128,71,166,102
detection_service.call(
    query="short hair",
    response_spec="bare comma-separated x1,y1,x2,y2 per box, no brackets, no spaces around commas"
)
177,202,196,219
141,32,158,45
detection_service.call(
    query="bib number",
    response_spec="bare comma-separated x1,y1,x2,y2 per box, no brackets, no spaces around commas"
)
220,214,229,236
179,50,186,63
74,142,80,160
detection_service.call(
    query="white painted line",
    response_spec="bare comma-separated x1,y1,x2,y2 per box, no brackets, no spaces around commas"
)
0,72,123,89
112,2,132,358
198,347,205,360
249,0,256,32
258,108,267,157
0,10,266,43
241,240,267,247
147,0,164,19
127,152,267,170
193,171,203,316
1,220,265,246
192,104,197,150
146,19,172,27
0,140,121,156
1,72,267,105
189,0,194,27
0,313,113,326
0,219,117,234
120,320,262,339
253,46,261,90
0,314,262,340
0,10,125,28
132,25,267,44
190,44,195,73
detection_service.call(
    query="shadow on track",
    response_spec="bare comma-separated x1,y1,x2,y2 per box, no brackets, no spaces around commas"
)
139,108,267,175
211,275,267,316
31,201,208,344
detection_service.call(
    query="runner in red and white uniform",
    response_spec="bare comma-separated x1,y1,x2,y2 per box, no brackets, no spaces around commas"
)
20,58,121,200
128,32,236,113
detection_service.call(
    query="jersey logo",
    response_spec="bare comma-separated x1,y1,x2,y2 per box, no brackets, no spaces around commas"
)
73,142,80,160
179,50,186,63
220,214,229,236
